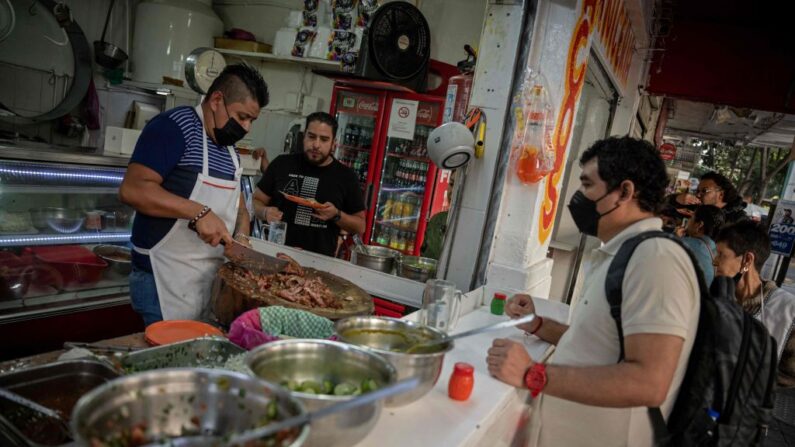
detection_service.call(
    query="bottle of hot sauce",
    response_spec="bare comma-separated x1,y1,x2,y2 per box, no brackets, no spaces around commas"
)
448,362,475,401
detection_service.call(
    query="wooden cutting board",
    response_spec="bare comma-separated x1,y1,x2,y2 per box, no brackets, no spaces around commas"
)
211,263,373,325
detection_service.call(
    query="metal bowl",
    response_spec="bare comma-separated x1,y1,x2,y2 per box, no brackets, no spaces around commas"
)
396,256,438,283
92,245,132,278
335,316,453,407
247,339,396,447
351,245,400,273
29,207,85,233
71,368,309,447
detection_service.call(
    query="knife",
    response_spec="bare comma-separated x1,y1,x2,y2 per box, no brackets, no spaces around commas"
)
222,238,289,274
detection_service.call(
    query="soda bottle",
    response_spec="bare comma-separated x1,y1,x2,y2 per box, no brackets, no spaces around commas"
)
406,234,415,254
343,124,352,146
388,228,399,249
392,196,404,225
396,231,406,252
382,192,394,220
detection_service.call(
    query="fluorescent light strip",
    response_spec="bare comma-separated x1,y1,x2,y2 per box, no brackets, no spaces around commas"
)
0,166,124,183
0,233,131,245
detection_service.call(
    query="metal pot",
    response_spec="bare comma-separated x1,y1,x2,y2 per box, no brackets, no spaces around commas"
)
335,316,453,407
351,246,399,273
396,255,438,283
92,245,131,278
247,339,396,447
71,368,309,446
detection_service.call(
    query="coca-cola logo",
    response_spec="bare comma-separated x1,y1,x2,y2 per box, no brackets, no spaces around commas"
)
357,99,378,113
417,107,433,121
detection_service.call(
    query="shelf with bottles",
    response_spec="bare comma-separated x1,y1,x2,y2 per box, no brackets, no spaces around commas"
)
338,151,370,185
340,117,376,151
375,191,422,230
375,219,417,233
380,157,429,190
369,237,416,256
337,144,371,153
385,124,433,158
385,153,430,162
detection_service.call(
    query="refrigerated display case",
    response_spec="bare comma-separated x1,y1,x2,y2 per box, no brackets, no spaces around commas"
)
332,88,387,195
331,86,449,256
0,145,135,323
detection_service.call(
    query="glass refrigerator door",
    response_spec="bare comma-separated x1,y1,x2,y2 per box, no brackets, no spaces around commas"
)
371,100,440,255
333,90,381,194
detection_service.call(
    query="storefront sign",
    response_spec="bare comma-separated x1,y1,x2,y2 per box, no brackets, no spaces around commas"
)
659,142,677,161
388,99,418,140
769,200,795,256
538,0,638,244
338,95,379,117
591,0,636,90
416,102,437,126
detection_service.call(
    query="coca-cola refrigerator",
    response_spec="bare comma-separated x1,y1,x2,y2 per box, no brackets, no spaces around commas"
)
331,85,450,256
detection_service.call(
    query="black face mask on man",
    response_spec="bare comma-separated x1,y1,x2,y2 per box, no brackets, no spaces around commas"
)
212,98,247,146
567,190,620,237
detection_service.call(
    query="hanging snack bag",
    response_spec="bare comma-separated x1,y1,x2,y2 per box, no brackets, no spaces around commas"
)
358,0,379,27
341,51,358,73
332,0,356,30
327,30,356,61
303,0,319,27
292,29,317,58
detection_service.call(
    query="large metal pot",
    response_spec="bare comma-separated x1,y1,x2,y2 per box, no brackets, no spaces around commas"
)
335,316,453,407
396,255,438,282
247,339,396,447
71,368,309,447
351,246,400,273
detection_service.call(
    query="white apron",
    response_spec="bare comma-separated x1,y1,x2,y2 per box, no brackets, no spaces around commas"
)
134,105,241,321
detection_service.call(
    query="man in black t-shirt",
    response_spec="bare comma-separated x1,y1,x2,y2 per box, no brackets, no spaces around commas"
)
252,112,366,256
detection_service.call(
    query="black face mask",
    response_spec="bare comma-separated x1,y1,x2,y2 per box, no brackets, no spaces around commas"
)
212,99,247,146
567,190,620,237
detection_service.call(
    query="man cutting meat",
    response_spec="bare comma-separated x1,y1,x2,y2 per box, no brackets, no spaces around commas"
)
119,64,269,326
252,112,366,257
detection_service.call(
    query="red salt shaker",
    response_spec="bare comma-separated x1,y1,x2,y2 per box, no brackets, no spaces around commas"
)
448,362,475,401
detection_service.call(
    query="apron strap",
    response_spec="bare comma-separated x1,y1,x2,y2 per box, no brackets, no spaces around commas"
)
132,244,150,255
196,104,240,178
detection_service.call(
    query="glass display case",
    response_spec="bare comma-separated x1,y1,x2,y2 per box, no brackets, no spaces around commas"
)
0,145,133,322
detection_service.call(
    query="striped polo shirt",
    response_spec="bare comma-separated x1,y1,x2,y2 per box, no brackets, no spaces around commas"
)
129,106,240,272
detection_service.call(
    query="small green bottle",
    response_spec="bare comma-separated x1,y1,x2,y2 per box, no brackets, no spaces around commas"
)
491,293,507,315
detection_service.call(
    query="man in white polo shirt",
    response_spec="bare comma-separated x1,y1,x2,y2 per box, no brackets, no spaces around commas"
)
487,136,700,446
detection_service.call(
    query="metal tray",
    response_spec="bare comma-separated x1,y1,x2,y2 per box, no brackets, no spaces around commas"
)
0,359,119,446
120,336,245,373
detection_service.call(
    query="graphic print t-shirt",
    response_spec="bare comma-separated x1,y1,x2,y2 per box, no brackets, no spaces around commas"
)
257,153,365,256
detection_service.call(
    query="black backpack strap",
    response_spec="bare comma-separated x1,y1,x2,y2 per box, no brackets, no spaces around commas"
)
605,230,710,445
605,230,669,362
605,230,710,362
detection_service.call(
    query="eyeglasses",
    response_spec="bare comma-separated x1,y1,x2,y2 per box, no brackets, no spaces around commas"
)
695,187,722,196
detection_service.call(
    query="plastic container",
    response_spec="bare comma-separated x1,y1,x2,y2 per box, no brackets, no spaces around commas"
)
29,245,108,288
448,362,474,401
491,292,507,315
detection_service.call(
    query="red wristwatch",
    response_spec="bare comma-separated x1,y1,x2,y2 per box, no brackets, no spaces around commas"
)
524,363,547,398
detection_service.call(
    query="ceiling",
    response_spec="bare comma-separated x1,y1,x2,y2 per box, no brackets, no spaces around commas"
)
648,0,795,148
663,100,795,148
